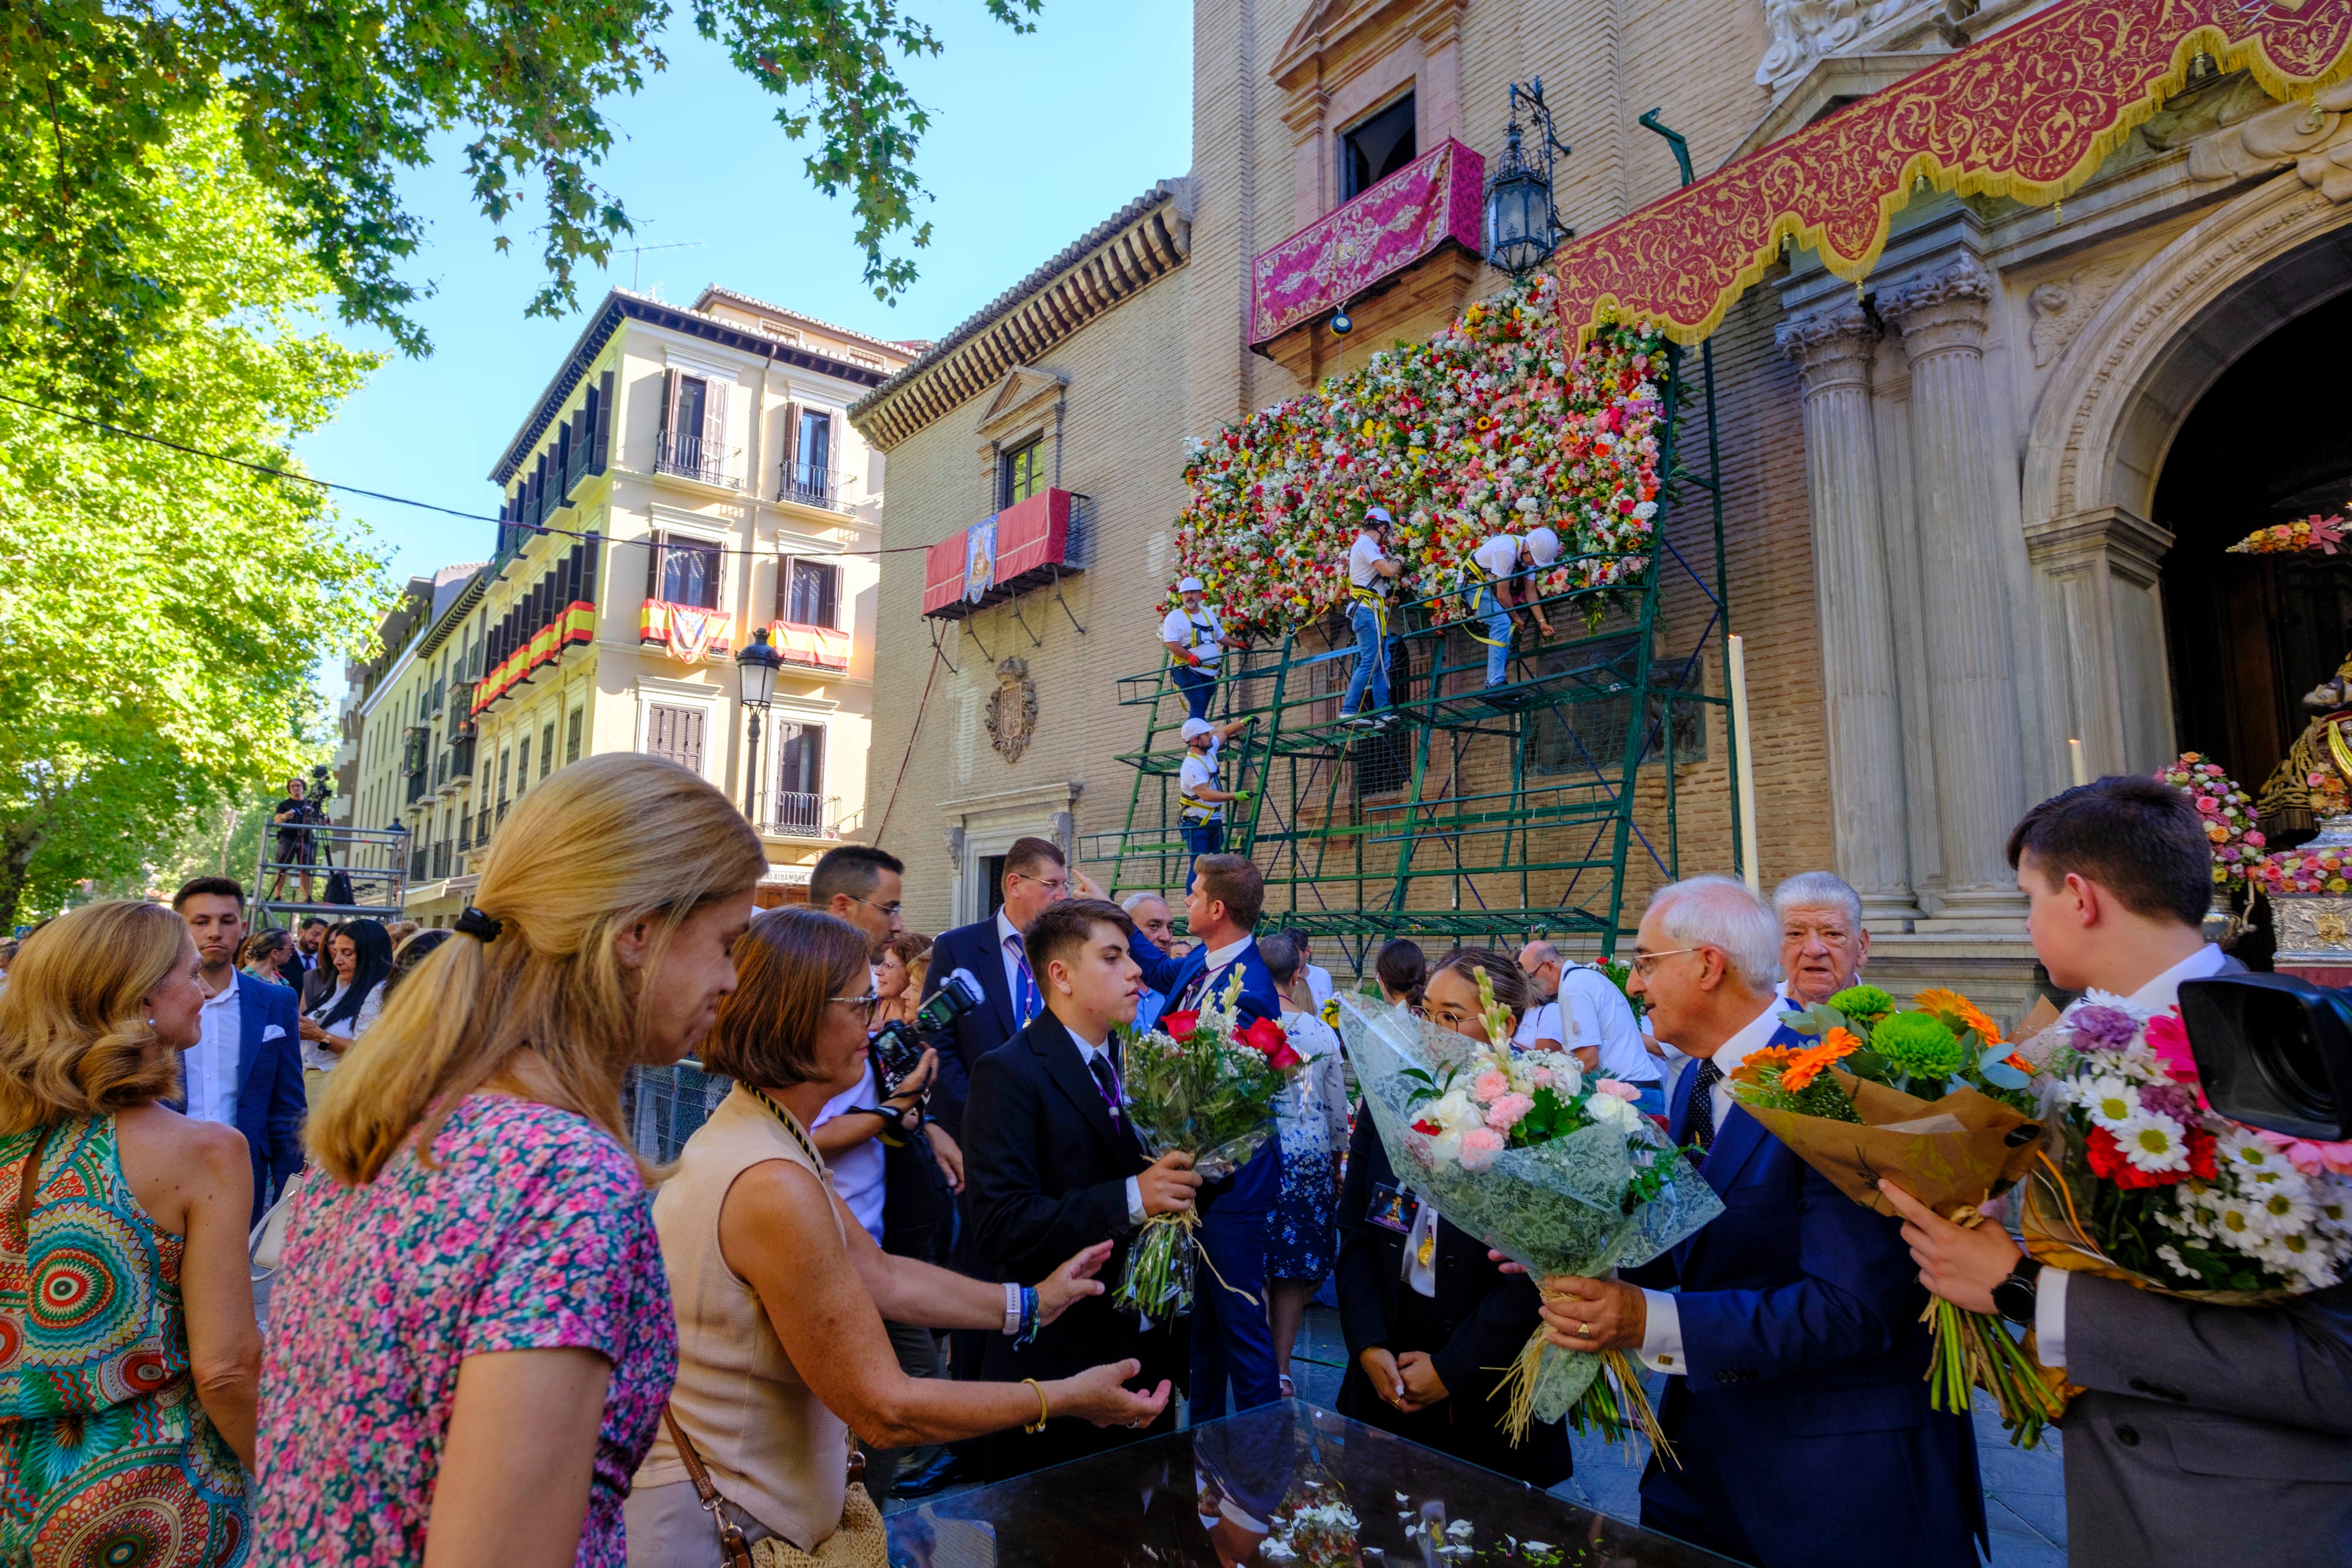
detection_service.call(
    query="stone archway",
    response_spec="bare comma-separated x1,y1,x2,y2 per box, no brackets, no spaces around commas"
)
2022,172,2352,781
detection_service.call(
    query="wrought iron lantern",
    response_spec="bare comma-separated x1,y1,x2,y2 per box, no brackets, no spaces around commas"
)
1484,79,1572,277
736,627,783,821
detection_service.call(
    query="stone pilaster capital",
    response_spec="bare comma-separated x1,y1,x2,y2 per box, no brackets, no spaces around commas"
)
1776,300,1879,393
1881,256,1995,359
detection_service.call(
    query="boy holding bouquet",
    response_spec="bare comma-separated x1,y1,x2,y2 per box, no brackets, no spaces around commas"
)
1889,778,2352,1566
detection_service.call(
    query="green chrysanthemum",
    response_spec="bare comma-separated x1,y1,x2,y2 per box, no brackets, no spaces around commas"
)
1871,1011,1965,1080
1828,985,1899,1028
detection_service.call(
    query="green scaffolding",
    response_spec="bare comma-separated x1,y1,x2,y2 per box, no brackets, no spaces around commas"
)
1087,335,1739,975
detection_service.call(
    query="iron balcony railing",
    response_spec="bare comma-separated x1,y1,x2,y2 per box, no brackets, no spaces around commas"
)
776,462,850,510
764,791,840,838
564,436,591,496
409,847,429,880
655,433,738,489
432,840,452,880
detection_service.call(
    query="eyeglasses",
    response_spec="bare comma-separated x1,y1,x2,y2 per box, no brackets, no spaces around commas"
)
833,990,882,1025
849,895,903,918
1628,947,1702,978
1008,874,1068,895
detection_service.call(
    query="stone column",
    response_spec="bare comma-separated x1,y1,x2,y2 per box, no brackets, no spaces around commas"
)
1882,257,2028,922
1778,301,1918,923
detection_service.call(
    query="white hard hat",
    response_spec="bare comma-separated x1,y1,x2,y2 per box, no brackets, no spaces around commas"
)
1178,576,1206,593
1363,506,1394,526
1181,717,1214,743
1525,526,1561,566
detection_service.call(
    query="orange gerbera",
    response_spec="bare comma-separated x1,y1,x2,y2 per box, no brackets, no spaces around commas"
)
1782,1027,1863,1091
1730,1045,1801,1085
1913,987,2003,1045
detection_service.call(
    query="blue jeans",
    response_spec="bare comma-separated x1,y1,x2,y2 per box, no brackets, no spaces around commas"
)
1478,585,1512,686
1342,603,1389,714
1184,820,1225,890
1190,1210,1281,1419
1172,662,1215,720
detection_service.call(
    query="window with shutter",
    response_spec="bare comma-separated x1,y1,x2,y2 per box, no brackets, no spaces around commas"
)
702,379,729,484
497,748,512,803
781,559,840,628
540,722,556,778
998,437,1044,509
566,705,584,763
657,367,678,469
660,537,720,609
593,370,615,474
516,736,532,791
776,721,825,797
646,703,706,776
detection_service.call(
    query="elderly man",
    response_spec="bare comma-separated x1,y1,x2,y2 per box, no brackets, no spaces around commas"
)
1536,875,1982,1568
1518,938,1661,1113
1772,871,1870,1008
1122,891,1177,1034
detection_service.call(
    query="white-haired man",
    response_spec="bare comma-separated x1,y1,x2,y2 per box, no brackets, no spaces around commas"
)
1341,506,1404,725
1122,891,1177,1034
1516,938,1662,1114
1164,576,1240,723
1468,526,1561,688
1533,874,1983,1568
1772,871,1870,1008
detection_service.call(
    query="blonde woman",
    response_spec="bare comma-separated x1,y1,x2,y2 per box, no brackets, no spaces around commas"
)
256,754,767,1568
0,900,262,1563
874,932,933,1029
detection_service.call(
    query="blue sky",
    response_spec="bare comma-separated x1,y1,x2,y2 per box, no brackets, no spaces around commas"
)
295,5,1194,587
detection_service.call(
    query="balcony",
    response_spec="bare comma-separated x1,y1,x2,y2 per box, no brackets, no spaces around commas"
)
476,806,492,846
771,620,852,674
763,792,842,841
654,432,738,490
776,462,850,511
410,847,429,881
432,840,452,880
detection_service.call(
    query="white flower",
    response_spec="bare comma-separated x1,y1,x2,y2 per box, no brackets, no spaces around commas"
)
2221,1131,2288,1178
2257,1185,2318,1232
2079,1075,2141,1131
2206,1192,2263,1244
2155,1243,2200,1281
2115,1109,2193,1175
1586,1092,1643,1134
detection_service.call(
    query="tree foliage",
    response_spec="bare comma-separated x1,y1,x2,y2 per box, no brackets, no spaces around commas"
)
1,0,1039,390
0,102,387,928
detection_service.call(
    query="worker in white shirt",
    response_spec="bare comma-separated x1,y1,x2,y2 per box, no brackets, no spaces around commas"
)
1467,526,1562,688
1164,577,1246,722
1341,507,1404,726
1177,714,1255,888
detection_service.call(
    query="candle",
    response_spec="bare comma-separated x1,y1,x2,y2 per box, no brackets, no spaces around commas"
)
2069,737,2089,787
1730,635,1761,892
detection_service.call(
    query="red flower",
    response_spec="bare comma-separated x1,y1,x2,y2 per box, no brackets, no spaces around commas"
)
1411,1118,1444,1135
2188,1125,2219,1182
2084,1125,2190,1189
1161,1010,1201,1040
1241,1017,1302,1070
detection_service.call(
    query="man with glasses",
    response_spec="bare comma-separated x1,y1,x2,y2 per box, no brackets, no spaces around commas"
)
921,836,1087,1143
1528,875,1983,1568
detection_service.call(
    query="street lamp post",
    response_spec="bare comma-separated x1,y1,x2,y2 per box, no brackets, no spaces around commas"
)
1484,78,1573,278
736,627,783,826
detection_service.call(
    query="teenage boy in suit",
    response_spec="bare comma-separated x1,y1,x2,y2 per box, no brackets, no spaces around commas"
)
1888,777,2350,1568
171,877,306,1223
922,836,1085,1142
1537,874,1984,1568
965,898,1199,1479
1125,852,1285,1421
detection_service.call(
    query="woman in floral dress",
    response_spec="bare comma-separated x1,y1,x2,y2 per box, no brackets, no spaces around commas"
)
0,900,262,1566
256,753,767,1567
1255,932,1349,1398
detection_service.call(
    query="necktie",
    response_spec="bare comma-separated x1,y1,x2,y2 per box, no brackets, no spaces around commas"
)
1005,933,1041,1026
1086,1051,1125,1122
1688,1056,1723,1151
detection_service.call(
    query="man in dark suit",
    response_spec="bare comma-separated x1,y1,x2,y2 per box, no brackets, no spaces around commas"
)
1890,777,2351,1567
172,877,308,1223
920,835,1088,1141
1539,874,1983,1568
965,898,1200,1479
1125,852,1285,1422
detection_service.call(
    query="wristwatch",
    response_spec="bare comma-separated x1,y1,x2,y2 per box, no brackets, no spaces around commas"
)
1990,1255,2044,1326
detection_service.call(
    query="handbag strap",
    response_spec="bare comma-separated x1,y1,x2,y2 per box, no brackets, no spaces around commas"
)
663,1407,756,1568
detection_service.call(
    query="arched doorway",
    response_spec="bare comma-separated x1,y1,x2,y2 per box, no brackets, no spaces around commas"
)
2156,285,2352,838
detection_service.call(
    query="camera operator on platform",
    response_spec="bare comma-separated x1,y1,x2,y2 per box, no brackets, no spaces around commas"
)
1885,777,2352,1567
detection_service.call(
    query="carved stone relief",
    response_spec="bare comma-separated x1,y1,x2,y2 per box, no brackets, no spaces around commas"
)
2187,78,2352,204
2027,255,2136,368
984,657,1039,765
1756,0,1927,91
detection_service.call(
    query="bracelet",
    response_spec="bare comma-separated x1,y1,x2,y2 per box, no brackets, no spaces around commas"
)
1017,1285,1040,1347
1002,1282,1023,1336
1022,1378,1050,1433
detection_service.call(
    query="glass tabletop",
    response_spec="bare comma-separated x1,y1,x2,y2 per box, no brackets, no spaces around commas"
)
884,1399,1741,1567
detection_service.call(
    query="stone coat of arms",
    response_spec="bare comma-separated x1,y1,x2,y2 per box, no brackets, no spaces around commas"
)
984,657,1038,764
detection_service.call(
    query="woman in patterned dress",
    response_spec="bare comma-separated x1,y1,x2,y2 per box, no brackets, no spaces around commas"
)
0,898,263,1566
256,753,769,1567
1254,932,1349,1399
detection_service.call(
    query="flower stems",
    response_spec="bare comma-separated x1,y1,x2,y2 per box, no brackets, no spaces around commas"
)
1922,1299,2070,1447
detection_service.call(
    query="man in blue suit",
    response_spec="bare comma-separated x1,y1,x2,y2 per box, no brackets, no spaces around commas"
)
172,877,307,1223
1125,852,1284,1420
1536,874,1983,1568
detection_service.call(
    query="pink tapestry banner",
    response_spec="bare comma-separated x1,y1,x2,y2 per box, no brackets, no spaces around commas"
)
1250,139,1485,346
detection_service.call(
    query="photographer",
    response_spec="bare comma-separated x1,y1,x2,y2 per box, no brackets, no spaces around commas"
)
1886,778,2352,1566
266,775,320,904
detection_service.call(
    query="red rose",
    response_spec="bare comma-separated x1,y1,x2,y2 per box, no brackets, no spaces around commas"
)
1411,1118,1443,1135
1161,1010,1201,1040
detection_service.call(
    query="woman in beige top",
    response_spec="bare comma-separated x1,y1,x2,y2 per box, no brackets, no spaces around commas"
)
628,909,1170,1566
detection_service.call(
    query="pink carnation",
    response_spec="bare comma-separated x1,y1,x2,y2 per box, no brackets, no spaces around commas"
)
2143,1009,2210,1108
1529,1066,1558,1088
1470,1069,1511,1104
1458,1127,1506,1170
2253,1128,2352,1177
1484,1092,1536,1130
1595,1079,1641,1102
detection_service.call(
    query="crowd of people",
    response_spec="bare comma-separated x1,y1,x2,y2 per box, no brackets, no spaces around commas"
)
1,754,2345,1568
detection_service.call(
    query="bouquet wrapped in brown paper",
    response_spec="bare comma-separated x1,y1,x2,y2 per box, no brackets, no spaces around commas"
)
1726,986,2064,1445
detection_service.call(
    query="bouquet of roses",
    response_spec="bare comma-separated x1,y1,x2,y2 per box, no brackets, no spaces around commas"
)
1726,986,2059,1443
1338,974,1722,1450
1112,971,1298,1319
2022,995,2352,1306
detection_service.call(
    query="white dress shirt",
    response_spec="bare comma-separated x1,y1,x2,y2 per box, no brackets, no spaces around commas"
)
1176,935,1254,1013
1638,992,1794,1375
186,975,242,1128
2032,942,2229,1366
1305,964,1335,1008
302,980,382,1072
813,1069,888,1246
1064,1019,1147,1228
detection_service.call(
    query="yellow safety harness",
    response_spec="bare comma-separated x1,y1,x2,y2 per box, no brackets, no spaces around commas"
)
1168,609,1220,668
1461,568,1509,649
1179,746,1222,825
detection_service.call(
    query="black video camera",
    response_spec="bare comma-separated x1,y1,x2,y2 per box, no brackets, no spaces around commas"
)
870,969,985,1095
2178,974,2352,1142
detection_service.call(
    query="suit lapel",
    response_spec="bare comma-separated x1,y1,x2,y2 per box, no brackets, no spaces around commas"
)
1667,1060,1698,1146
975,925,1018,1041
232,973,267,1111
1700,1105,1769,1197
1032,1017,1130,1163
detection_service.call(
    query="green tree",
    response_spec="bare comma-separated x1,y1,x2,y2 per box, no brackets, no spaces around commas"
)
0,102,387,929
1,0,1037,390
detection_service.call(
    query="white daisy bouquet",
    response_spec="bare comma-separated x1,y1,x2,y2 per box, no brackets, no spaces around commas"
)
2022,996,2352,1308
1338,975,1722,1451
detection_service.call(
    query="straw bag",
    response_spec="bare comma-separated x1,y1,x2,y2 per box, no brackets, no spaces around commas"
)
660,1409,887,1568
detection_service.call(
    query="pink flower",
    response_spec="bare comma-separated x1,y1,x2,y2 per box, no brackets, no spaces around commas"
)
1484,1092,1536,1130
1470,1069,1511,1104
2143,1009,2209,1107
1529,1066,1558,1088
2195,795,2220,815
1458,1127,1506,1170
1595,1079,1641,1102
2253,1128,2352,1177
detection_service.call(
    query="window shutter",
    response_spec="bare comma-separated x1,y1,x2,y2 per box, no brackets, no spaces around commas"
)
566,706,584,763
774,553,791,625
681,708,704,775
814,410,836,477
819,562,840,629
646,528,665,603
593,370,615,474
658,368,678,459
704,379,730,480
783,402,802,472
